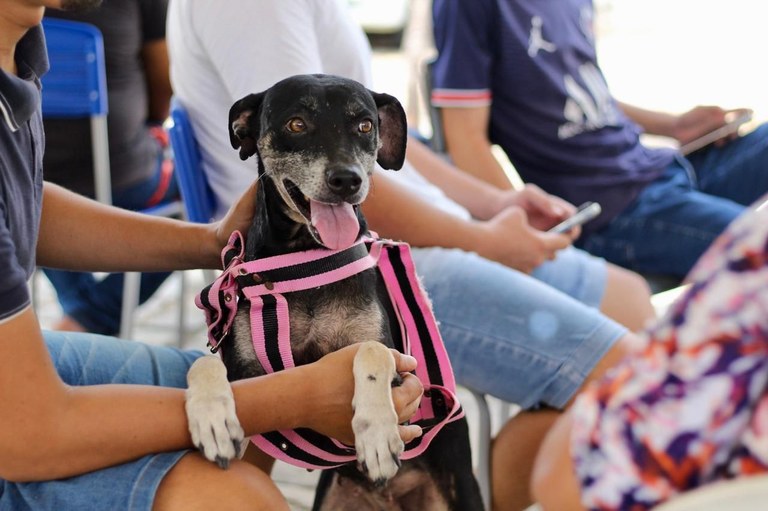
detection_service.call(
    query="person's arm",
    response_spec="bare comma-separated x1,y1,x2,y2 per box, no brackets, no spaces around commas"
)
0,307,423,482
363,171,573,274
440,105,514,190
36,181,259,272
141,38,172,124
405,135,575,227
618,101,743,146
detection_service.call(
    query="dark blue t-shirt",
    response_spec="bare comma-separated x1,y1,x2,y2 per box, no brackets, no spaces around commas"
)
0,26,47,321
431,0,675,234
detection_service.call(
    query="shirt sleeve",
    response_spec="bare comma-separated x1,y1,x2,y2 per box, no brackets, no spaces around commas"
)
139,0,169,43
570,200,768,510
431,0,494,107
0,208,31,322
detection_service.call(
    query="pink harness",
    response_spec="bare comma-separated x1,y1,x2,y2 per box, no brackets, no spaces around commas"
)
196,232,464,470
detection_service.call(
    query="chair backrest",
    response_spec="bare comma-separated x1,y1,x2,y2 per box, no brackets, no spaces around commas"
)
40,18,108,117
40,17,112,204
166,98,216,224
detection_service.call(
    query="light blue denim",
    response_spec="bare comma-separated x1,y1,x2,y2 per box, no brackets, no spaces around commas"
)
578,123,768,279
411,245,625,409
0,331,204,511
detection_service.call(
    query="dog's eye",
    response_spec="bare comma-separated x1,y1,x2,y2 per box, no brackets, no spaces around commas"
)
286,118,306,133
358,119,373,133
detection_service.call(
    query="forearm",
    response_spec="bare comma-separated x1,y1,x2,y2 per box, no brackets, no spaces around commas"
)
617,101,677,137
0,311,314,481
441,107,513,189
141,39,172,123
405,136,504,220
36,183,221,271
363,172,484,252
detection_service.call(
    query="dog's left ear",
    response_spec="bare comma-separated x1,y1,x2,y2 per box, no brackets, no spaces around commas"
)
370,91,407,170
229,93,265,161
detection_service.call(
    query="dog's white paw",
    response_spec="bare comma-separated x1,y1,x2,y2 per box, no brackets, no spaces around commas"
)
185,355,245,469
352,342,404,484
353,405,404,483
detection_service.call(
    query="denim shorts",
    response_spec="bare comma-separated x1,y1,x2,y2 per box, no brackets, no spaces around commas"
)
579,123,768,278
411,245,625,409
0,332,205,511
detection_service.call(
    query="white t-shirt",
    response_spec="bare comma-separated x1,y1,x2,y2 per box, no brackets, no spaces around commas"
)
167,0,468,220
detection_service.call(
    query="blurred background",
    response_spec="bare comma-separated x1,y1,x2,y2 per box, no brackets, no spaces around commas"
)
362,0,768,141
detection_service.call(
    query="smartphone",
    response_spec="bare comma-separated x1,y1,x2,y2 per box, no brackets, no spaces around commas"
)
549,202,602,234
679,109,753,156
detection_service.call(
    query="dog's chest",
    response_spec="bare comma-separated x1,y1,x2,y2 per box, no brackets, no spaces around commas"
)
230,272,388,374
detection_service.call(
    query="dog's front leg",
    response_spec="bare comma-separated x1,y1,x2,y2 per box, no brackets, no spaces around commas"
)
185,355,245,469
352,341,404,484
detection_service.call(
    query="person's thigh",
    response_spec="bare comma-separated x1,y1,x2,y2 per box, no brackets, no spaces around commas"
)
0,333,204,511
411,248,627,409
579,163,744,278
531,246,607,309
687,122,768,206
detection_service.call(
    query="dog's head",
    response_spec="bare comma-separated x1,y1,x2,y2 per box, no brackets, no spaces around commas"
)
228,74,407,250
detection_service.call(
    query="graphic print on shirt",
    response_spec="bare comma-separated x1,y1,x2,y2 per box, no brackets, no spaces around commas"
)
527,16,556,57
558,62,619,140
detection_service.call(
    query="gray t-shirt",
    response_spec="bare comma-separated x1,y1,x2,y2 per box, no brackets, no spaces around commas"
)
0,26,47,321
43,0,169,197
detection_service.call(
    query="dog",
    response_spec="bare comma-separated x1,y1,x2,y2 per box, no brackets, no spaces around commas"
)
185,74,484,510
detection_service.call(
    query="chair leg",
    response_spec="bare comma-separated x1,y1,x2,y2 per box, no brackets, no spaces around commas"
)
177,270,187,347
120,271,141,339
465,388,493,511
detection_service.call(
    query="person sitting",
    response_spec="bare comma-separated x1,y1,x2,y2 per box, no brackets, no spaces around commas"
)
431,0,768,281
0,2,425,510
531,194,768,510
167,0,654,507
42,0,180,335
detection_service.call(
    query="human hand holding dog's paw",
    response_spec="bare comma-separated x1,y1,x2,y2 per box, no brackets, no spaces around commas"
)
301,345,423,447
185,356,245,469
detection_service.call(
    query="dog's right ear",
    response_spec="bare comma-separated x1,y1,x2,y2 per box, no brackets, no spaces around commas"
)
228,93,265,161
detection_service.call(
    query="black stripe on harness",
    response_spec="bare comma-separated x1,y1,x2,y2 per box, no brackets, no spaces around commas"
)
234,242,370,288
386,245,448,418
260,294,285,372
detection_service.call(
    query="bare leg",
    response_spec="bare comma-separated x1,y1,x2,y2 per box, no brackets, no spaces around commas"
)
600,264,655,332
153,452,290,511
491,334,633,510
492,409,559,511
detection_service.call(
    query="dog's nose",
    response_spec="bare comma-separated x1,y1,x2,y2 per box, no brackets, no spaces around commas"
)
327,168,362,196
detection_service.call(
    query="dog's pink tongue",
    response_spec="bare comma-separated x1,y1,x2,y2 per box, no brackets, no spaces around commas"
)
310,200,359,250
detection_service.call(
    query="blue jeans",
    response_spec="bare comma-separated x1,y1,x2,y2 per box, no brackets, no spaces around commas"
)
578,123,768,278
43,153,180,335
412,246,625,409
0,331,204,511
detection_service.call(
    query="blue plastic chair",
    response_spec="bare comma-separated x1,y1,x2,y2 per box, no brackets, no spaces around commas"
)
40,18,183,340
41,17,112,205
165,98,217,224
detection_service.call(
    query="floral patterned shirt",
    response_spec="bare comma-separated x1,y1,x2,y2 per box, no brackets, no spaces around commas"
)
572,197,768,510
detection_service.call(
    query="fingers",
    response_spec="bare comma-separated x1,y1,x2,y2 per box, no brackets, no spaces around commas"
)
390,349,417,373
393,372,423,423
398,424,423,444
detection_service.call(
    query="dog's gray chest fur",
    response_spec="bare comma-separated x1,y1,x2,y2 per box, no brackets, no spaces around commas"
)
231,281,385,374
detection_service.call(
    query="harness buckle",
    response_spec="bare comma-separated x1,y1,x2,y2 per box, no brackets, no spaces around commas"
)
208,328,228,354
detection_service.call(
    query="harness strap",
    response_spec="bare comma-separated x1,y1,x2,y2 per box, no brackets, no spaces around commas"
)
196,233,464,470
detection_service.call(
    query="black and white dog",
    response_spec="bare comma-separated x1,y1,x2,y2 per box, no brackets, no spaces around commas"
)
185,74,483,510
